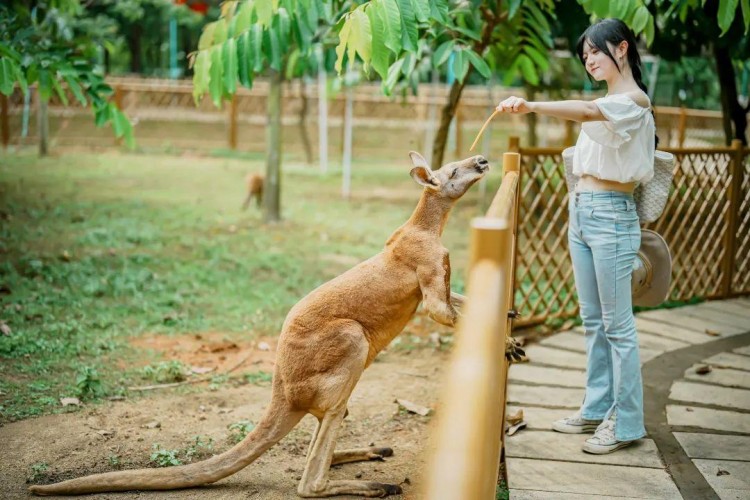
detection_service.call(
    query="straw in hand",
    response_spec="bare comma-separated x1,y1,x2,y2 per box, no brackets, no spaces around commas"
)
469,109,499,152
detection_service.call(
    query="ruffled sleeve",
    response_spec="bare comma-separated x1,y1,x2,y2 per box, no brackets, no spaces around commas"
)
581,94,650,148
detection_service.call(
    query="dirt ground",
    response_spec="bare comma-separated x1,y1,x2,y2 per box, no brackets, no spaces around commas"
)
0,342,452,499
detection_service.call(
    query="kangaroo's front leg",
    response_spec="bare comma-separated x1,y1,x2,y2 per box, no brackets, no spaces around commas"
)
417,251,458,327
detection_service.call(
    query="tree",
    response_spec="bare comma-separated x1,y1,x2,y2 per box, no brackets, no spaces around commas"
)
191,0,349,222
0,1,134,155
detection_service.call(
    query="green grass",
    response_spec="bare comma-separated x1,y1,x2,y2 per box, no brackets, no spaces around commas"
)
0,149,498,422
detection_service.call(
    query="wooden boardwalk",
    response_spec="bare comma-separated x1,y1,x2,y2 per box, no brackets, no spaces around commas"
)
506,297,750,499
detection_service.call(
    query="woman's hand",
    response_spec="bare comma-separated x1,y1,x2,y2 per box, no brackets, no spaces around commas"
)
496,96,533,114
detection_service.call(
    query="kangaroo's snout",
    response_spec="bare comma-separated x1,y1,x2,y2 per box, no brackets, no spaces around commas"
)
475,156,490,172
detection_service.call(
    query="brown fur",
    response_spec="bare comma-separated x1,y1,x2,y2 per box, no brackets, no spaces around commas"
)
241,173,264,210
29,152,490,498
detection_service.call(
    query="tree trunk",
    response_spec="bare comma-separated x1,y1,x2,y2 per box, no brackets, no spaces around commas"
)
128,25,143,74
265,70,282,223
431,75,471,167
38,98,49,157
526,85,538,147
298,79,313,165
714,44,748,145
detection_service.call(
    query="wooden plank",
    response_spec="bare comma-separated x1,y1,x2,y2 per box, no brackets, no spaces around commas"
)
674,433,750,461
669,381,750,410
684,365,750,389
667,405,750,433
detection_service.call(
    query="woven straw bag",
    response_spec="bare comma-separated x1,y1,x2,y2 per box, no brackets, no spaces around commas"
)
562,147,675,223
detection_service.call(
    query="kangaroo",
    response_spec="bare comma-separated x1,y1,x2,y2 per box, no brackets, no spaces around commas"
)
30,152,515,498
241,173,264,210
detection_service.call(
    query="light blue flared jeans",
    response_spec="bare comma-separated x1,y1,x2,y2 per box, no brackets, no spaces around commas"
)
568,190,646,441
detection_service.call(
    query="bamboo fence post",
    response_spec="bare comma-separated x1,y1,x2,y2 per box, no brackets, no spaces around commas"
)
229,94,238,150
508,135,520,153
1,93,8,149
722,139,744,296
677,106,687,148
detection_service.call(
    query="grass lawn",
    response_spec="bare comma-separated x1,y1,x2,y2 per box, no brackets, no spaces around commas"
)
0,149,505,422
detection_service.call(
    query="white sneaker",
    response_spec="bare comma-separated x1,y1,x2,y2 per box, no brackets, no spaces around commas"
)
551,410,602,434
582,418,634,454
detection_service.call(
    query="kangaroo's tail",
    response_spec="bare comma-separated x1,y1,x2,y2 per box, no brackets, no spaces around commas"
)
29,390,303,496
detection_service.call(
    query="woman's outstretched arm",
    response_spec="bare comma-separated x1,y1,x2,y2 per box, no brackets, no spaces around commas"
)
497,96,606,123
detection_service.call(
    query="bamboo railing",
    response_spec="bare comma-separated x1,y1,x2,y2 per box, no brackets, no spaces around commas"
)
422,152,520,499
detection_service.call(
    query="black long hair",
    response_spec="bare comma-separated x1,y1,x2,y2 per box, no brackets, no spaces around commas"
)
576,18,658,146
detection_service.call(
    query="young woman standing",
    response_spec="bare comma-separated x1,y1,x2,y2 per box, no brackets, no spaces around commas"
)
496,18,655,454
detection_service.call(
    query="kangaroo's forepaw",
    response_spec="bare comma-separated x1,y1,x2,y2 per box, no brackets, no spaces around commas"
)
505,337,526,363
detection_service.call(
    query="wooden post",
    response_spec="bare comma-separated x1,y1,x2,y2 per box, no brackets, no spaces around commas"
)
38,98,49,157
508,136,520,153
341,71,354,199
455,104,464,156
677,106,687,148
1,93,8,149
113,85,124,147
229,94,238,150
318,46,328,174
722,139,744,296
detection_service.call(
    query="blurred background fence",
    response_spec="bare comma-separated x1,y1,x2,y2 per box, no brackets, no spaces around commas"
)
0,77,734,162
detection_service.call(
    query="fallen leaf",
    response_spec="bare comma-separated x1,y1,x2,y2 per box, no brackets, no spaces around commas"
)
60,397,81,407
695,365,712,375
96,429,115,437
395,398,431,416
191,366,215,375
257,342,271,351
705,329,721,337
143,421,161,429
686,407,694,412
506,409,524,426
717,468,730,476
60,250,71,262
0,321,11,336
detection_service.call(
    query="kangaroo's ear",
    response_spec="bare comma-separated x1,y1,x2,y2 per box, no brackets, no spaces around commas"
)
410,166,441,190
409,151,430,169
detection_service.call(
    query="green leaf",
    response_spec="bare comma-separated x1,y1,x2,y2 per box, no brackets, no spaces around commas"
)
285,48,300,80
508,0,522,19
235,1,253,34
0,58,16,96
94,103,111,127
223,38,238,95
742,0,750,32
264,28,282,71
453,49,469,84
523,45,548,71
192,50,211,104
198,22,217,50
610,0,630,19
275,8,291,54
111,105,135,149
50,76,69,106
209,45,224,108
451,26,482,42
644,15,655,46
411,0,430,23
466,50,491,79
237,32,254,88
718,0,740,35
397,0,418,52
430,0,449,23
214,19,228,45
62,73,86,106
382,0,402,54
432,40,454,67
632,5,650,33
250,24,264,72
517,54,539,85
350,8,372,67
367,2,390,79
383,58,405,95
335,14,351,74
256,0,274,26
591,0,609,17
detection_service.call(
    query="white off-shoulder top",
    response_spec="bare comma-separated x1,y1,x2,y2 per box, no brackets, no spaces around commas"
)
572,93,655,183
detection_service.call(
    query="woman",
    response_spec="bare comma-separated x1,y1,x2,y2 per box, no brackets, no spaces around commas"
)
496,18,655,454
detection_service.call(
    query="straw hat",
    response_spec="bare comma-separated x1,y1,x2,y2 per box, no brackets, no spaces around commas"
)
632,229,672,307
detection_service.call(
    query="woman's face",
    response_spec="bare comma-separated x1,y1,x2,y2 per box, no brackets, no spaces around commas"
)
582,39,624,81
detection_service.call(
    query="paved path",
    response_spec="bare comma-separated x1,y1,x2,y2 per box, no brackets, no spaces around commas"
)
506,297,750,499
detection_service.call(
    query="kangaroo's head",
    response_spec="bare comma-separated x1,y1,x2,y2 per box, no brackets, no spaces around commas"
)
409,152,489,199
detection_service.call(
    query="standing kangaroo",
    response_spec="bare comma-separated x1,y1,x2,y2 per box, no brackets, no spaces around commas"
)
241,173,264,210
30,152,499,498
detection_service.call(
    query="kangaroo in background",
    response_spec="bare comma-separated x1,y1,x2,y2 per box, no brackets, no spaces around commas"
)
30,152,520,498
241,173,264,210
